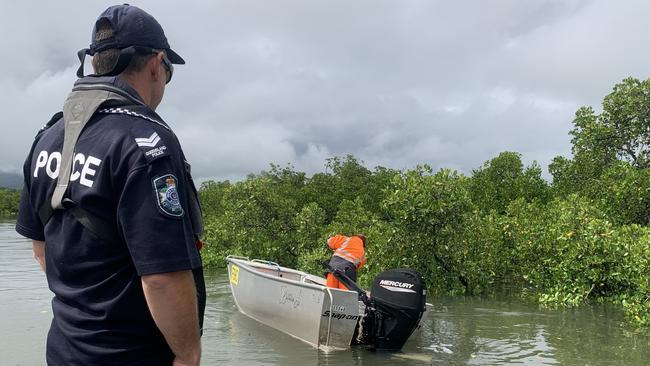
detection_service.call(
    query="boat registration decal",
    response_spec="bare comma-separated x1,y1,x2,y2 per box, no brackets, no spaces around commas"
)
230,265,239,285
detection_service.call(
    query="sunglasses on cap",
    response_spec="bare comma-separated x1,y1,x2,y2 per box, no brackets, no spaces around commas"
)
77,45,174,83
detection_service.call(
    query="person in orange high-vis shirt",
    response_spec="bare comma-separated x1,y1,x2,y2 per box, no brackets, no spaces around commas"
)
326,234,367,290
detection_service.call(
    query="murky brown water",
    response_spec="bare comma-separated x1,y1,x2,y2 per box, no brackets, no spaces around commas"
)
2,220,649,365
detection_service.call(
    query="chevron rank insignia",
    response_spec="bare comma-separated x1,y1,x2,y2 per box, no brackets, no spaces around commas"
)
153,174,184,217
134,130,169,163
135,132,160,147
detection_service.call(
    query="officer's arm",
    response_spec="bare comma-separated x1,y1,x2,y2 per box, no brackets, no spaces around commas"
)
141,270,201,366
32,240,45,272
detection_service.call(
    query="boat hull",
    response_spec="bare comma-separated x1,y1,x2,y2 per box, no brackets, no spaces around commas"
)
226,257,361,350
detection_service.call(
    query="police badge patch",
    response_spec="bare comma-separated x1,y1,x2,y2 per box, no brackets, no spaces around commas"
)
153,174,184,217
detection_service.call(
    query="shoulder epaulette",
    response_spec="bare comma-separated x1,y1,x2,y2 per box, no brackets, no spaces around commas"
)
98,107,171,131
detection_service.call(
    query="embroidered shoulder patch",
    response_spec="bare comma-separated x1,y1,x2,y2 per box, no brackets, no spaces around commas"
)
135,130,170,163
153,174,184,217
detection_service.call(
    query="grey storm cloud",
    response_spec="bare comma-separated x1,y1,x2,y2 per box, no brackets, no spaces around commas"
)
2,0,650,181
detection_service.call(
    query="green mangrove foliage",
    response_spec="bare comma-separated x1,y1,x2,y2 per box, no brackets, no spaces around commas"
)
0,188,21,216
199,78,650,328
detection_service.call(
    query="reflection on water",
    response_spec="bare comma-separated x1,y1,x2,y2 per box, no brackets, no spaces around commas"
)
2,219,650,365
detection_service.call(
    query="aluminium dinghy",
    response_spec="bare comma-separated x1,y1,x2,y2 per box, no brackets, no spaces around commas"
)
225,255,426,351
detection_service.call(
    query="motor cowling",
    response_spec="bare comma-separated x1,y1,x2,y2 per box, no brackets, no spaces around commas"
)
359,269,426,350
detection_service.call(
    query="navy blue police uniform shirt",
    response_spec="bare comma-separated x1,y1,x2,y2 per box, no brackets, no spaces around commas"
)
15,81,201,365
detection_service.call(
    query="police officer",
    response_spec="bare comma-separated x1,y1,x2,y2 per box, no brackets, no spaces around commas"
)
15,5,204,365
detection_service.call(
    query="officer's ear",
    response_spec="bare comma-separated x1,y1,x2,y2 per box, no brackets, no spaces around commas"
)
150,52,165,83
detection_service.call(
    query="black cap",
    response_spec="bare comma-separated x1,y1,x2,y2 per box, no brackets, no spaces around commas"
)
88,4,184,64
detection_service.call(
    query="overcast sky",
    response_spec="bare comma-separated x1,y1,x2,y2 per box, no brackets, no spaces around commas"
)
2,0,649,181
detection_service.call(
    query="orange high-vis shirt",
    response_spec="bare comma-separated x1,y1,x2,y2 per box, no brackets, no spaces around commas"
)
327,235,366,270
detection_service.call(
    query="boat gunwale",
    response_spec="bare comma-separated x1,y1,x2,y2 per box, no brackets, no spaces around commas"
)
226,257,350,294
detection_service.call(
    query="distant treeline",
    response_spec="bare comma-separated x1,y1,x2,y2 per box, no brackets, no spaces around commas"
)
199,77,650,328
0,188,21,216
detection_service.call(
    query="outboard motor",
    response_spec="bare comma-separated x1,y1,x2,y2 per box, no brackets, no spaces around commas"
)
323,263,426,351
359,269,426,350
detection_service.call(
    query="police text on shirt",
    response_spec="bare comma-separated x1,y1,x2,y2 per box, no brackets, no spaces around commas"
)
33,150,102,188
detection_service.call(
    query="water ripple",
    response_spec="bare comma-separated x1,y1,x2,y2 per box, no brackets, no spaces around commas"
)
2,221,650,365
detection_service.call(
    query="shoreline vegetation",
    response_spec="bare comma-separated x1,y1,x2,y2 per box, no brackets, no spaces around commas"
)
199,77,650,329
1,77,648,329
0,188,20,217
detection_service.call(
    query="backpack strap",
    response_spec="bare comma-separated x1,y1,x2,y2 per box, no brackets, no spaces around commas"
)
50,89,129,210
37,89,130,240
63,198,118,242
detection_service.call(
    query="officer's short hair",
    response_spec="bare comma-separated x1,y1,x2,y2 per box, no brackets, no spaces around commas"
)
92,19,152,76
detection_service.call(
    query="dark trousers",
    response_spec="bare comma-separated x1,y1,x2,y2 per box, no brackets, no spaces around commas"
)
327,256,357,289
